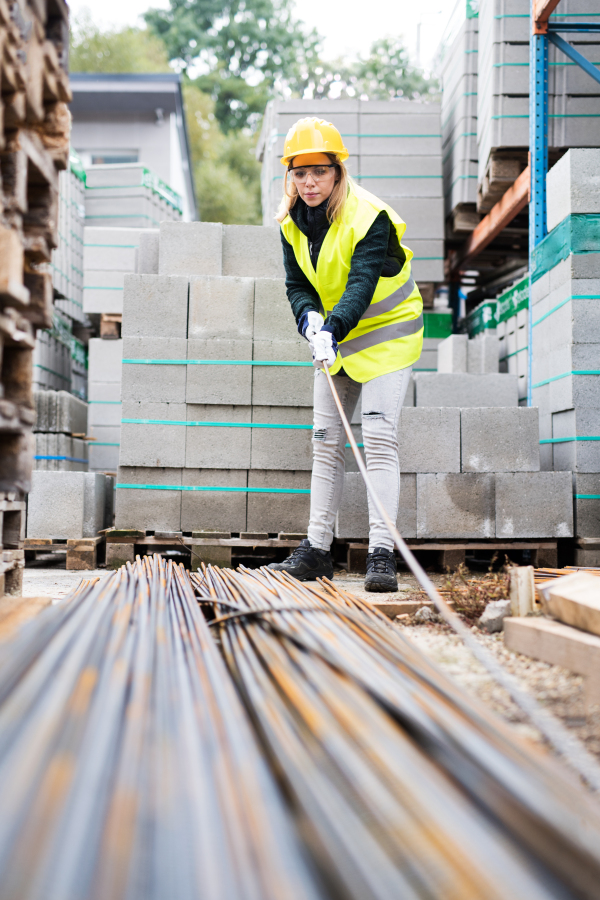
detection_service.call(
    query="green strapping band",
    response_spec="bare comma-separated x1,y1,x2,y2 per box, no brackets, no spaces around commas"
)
532,215,600,282
540,437,600,444
117,484,311,494
532,370,600,389
499,346,528,362
533,295,600,327
122,418,312,430
83,286,124,291
89,400,121,404
92,442,121,447
575,495,600,500
122,359,313,367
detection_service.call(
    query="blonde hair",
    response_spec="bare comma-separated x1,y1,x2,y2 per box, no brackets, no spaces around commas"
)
275,154,353,224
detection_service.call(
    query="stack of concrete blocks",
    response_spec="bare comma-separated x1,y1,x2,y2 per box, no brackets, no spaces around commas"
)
52,161,85,325
336,374,573,546
437,332,500,376
87,338,123,474
32,311,73,393
496,276,529,405
531,149,600,562
257,99,444,300
84,164,182,230
33,391,88,472
116,221,315,536
26,471,114,539
477,0,600,210
440,1,479,231
83,227,158,316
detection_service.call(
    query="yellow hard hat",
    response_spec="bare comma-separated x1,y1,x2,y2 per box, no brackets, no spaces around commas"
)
281,117,349,166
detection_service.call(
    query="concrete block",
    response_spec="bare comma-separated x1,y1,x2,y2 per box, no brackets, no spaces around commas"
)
335,472,417,539
573,474,600,538
137,230,159,274
461,408,540,473
550,374,600,415
398,407,461,473
467,335,499,374
186,339,252,405
377,198,444,240
250,406,313,470
88,392,121,427
158,222,223,276
553,409,600,473
437,334,467,373
83,473,106,537
496,473,573,539
188,276,254,340
121,338,187,403
180,468,247,532
547,149,600,232
122,275,188,339
88,339,122,384
252,340,314,407
104,474,115,528
71,438,89,472
88,382,121,403
253,278,299,342
115,467,182,531
57,391,87,435
84,239,137,270
120,401,186,467
185,405,251,469
89,442,120,473
414,373,518,407
27,471,104,539
417,473,495,539
222,226,285,278
83,270,126,315
246,470,311,533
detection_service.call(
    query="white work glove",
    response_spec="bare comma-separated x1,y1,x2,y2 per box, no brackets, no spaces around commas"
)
304,311,324,343
312,329,338,369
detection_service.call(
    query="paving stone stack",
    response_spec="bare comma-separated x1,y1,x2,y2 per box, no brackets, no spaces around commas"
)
116,221,315,534
52,153,85,323
33,390,88,472
477,0,600,212
257,98,444,299
531,149,600,562
87,337,123,474
496,276,529,406
84,164,182,230
26,471,114,540
83,226,157,317
440,0,479,234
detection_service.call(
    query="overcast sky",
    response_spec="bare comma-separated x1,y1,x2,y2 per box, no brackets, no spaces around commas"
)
69,0,455,73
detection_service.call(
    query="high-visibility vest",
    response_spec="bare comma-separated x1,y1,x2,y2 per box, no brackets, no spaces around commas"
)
281,185,423,382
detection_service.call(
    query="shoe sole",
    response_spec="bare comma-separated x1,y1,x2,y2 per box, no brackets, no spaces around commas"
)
364,579,398,593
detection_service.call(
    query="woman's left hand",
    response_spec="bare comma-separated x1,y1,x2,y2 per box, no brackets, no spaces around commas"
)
312,330,338,368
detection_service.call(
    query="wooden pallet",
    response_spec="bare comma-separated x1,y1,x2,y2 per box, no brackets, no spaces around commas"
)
24,536,105,570
347,540,558,573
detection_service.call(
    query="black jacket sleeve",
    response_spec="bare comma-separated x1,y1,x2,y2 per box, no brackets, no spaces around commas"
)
280,230,322,321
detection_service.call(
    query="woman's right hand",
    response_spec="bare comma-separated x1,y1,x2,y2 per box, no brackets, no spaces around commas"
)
298,311,324,344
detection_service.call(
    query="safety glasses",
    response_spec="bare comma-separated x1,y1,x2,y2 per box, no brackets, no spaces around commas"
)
288,164,337,183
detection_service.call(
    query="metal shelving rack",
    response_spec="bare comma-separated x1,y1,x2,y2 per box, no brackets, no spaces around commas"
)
528,0,600,405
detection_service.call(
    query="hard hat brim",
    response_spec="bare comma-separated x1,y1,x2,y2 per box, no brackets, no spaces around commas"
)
280,146,349,166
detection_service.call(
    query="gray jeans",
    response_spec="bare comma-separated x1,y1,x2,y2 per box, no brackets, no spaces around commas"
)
307,366,412,553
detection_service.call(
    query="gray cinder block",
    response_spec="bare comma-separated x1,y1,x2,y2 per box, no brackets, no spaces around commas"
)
467,335,499,374
436,334,468,374
116,467,182,531
120,401,186,467
27,471,105,539
158,222,223,276
250,406,313,470
553,408,600,473
188,276,254,340
121,338,187,403
415,373,519,407
335,471,417,539
137,230,159,274
253,278,297,341
88,339,123,384
89,442,120,473
104,474,115,528
180,468,247,532
461,408,540,472
185,405,251,469
547,149,600,232
573,474,600,538
246,470,311,533
398,407,461,473
252,340,315,407
417,473,495,538
88,393,122,427
222,225,285,278
186,339,252,405
496,472,573,539
56,391,88,435
122,275,189,339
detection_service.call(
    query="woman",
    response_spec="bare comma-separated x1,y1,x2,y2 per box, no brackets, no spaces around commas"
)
268,117,423,592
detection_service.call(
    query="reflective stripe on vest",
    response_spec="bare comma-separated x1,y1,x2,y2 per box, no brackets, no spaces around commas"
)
359,277,415,321
339,314,424,357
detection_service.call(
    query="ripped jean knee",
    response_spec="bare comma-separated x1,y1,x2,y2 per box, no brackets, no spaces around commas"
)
312,427,327,442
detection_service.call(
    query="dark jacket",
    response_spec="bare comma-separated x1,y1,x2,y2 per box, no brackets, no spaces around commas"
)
280,196,406,343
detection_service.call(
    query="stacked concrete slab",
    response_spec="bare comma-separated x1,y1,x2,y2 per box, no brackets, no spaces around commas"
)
116,221,317,534
52,161,85,324
257,99,444,288
33,390,88,472
87,338,123,473
26,471,114,539
440,2,479,228
531,150,600,559
83,227,158,316
84,164,182,230
496,276,529,405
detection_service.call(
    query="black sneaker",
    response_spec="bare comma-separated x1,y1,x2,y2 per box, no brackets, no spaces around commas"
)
365,547,398,592
268,539,334,581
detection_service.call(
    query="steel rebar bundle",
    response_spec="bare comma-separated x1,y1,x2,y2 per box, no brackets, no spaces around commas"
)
1,555,600,899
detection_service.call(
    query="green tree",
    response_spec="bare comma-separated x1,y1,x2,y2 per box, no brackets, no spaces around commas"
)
144,0,320,131
70,12,172,73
